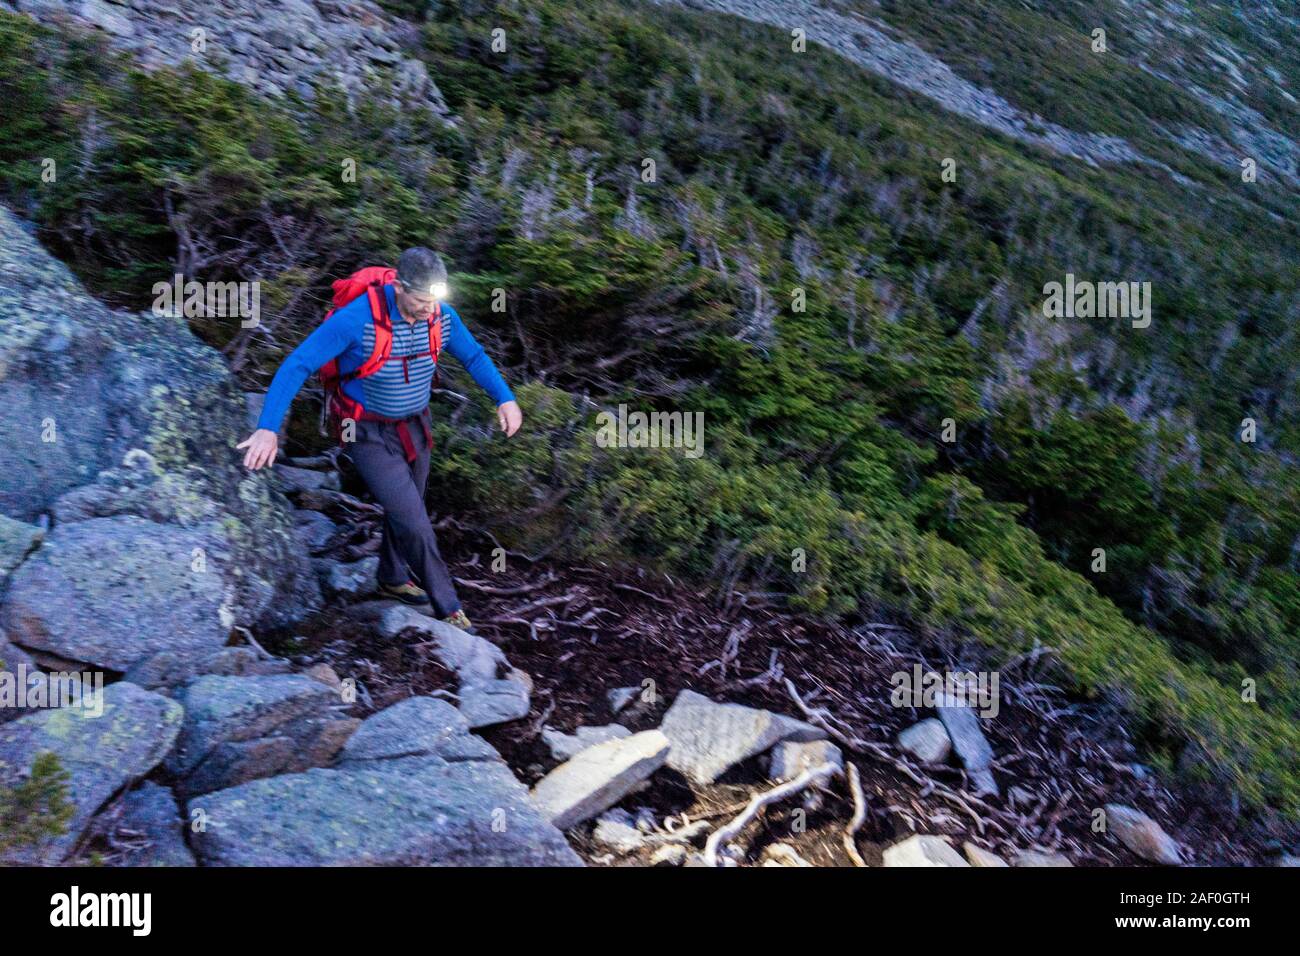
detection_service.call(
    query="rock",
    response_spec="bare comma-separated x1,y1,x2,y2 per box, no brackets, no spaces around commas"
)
11,0,457,124
302,663,342,689
0,635,41,724
882,834,970,868
1012,848,1074,867
0,681,182,864
936,696,998,797
768,738,842,782
542,723,632,761
1105,804,1183,865
964,841,1009,867
643,0,1149,169
607,685,641,714
658,689,825,785
191,739,579,866
337,696,496,765
166,674,345,795
295,511,339,552
274,465,340,494
0,206,319,631
896,718,952,765
761,843,813,867
357,602,530,726
77,0,135,37
592,809,645,853
115,782,195,867
1007,784,1035,808
315,556,378,600
531,730,671,830
369,603,507,683
2,516,233,672
394,57,430,98
181,736,296,798
0,513,43,579
288,717,361,770
123,646,292,692
458,678,531,729
651,844,688,867
242,391,266,432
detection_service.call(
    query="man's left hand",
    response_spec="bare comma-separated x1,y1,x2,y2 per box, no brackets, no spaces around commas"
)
497,400,523,437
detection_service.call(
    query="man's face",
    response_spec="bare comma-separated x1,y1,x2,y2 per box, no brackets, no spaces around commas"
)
393,279,441,321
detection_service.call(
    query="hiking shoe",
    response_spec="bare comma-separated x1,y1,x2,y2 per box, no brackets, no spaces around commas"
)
443,609,476,633
379,579,430,606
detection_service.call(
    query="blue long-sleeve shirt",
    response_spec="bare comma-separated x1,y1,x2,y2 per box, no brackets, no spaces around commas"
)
257,285,514,432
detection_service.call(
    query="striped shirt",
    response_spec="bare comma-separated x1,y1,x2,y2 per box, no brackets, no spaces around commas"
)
358,311,451,418
257,284,515,433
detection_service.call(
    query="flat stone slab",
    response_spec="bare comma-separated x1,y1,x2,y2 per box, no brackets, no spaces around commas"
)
0,681,182,864
531,730,670,830
659,689,825,784
373,604,506,682
936,695,998,797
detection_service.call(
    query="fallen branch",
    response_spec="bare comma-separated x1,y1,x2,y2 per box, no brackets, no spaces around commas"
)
843,762,869,867
454,573,558,595
612,583,676,606
702,761,842,867
232,625,272,661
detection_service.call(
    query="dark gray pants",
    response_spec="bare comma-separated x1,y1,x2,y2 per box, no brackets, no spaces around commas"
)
346,414,461,616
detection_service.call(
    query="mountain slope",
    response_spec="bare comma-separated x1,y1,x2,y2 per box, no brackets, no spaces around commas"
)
1,0,1298,826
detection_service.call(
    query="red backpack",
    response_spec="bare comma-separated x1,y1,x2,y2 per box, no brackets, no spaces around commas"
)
319,266,443,459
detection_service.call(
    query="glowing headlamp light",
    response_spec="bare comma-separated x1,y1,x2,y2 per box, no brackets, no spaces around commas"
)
428,281,448,300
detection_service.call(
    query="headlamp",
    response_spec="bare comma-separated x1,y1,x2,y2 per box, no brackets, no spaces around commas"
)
428,281,448,300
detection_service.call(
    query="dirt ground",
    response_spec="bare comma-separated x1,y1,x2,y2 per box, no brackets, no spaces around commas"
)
268,492,1296,868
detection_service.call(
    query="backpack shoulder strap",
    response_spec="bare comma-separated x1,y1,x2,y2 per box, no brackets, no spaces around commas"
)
344,282,394,381
427,302,443,360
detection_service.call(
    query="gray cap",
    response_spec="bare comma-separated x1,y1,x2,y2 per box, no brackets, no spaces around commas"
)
396,247,448,293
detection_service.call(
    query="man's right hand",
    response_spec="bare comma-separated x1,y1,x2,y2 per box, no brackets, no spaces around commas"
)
237,429,280,470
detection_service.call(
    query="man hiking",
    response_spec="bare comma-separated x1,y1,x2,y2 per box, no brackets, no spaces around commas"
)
237,248,522,632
